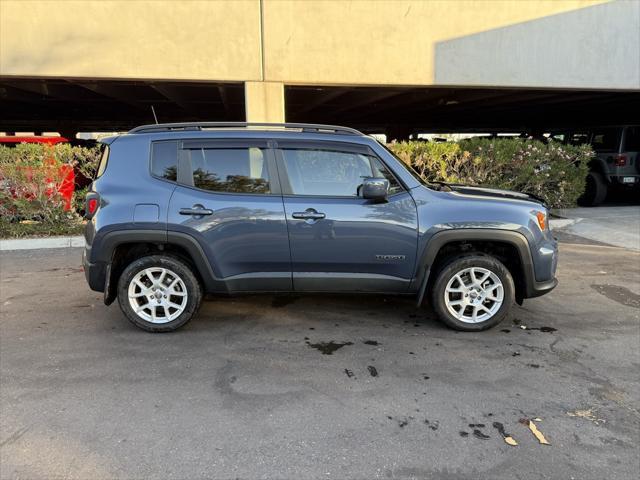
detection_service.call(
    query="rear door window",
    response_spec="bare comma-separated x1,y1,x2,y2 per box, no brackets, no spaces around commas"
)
186,147,270,194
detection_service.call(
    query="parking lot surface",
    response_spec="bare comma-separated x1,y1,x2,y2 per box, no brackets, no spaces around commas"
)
555,206,640,251
1,241,639,480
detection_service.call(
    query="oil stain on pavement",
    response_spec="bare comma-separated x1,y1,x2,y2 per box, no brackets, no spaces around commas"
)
305,340,353,355
591,284,640,308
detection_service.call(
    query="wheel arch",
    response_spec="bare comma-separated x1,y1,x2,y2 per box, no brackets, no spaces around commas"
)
96,229,219,305
415,229,535,306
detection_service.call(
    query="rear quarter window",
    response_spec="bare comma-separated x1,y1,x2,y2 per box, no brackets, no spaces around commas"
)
151,141,178,181
95,144,110,178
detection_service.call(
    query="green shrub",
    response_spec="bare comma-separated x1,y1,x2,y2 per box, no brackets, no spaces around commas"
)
387,141,463,183
0,143,101,238
387,138,591,208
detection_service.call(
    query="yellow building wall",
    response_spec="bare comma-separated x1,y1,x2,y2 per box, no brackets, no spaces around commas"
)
1,0,605,85
263,0,606,85
0,0,263,81
1,0,610,121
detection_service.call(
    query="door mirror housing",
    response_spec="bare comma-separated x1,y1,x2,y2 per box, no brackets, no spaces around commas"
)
361,177,389,202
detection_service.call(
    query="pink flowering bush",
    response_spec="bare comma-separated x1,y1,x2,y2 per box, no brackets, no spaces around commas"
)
388,138,591,208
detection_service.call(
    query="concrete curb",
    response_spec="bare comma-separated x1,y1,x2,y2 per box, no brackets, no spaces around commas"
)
0,236,85,251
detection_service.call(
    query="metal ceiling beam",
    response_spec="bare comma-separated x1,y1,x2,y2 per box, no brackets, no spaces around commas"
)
150,83,194,113
293,88,349,115
328,89,408,115
72,81,146,110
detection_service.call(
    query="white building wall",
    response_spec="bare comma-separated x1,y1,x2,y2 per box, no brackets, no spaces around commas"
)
434,0,640,90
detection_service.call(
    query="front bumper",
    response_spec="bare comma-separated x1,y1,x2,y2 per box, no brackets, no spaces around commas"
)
523,232,558,299
526,277,558,298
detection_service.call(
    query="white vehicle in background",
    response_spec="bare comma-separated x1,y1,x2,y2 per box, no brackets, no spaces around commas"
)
549,126,640,206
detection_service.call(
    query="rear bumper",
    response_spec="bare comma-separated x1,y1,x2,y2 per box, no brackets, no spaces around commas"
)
610,175,640,186
82,248,106,292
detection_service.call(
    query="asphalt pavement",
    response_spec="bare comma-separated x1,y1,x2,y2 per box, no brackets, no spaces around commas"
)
1,239,639,479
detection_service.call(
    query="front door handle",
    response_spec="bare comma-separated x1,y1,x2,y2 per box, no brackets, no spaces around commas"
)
179,207,213,216
292,210,326,220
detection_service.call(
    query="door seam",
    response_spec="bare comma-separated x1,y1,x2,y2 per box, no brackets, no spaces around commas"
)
272,145,295,290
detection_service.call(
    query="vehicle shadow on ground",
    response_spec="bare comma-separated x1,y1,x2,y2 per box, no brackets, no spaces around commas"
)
99,290,557,338
192,293,449,333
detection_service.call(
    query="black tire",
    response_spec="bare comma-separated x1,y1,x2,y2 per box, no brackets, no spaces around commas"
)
117,255,202,332
578,171,607,206
430,254,515,332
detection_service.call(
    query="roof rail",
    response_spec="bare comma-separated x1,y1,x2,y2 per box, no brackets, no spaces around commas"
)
128,122,363,136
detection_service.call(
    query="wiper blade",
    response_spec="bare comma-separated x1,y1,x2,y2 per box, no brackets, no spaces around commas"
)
428,180,468,191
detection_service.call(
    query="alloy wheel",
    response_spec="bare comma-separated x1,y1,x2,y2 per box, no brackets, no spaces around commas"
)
127,267,188,323
443,267,504,323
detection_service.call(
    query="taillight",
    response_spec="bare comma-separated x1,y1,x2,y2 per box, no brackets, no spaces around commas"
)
614,154,627,166
85,193,100,219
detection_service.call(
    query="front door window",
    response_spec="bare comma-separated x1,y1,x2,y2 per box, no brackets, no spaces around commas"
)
281,148,402,197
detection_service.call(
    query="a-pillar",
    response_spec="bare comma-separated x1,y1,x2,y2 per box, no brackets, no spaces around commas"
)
244,81,285,123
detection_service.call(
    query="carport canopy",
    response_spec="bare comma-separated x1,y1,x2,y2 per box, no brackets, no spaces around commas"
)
1,78,638,137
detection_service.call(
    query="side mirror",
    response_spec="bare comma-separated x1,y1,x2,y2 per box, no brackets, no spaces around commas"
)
361,177,389,202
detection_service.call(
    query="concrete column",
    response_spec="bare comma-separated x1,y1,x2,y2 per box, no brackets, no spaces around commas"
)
245,81,285,123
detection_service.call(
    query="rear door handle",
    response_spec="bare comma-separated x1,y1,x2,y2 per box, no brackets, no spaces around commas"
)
179,207,213,216
292,210,326,220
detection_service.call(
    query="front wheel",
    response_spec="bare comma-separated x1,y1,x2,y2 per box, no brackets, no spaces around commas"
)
430,255,515,331
117,255,202,332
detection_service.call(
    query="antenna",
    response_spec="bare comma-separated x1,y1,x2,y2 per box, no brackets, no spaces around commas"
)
151,106,159,124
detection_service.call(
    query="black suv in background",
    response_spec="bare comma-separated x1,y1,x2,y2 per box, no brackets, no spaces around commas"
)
550,126,640,206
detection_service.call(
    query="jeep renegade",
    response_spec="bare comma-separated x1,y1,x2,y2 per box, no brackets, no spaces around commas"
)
83,122,558,332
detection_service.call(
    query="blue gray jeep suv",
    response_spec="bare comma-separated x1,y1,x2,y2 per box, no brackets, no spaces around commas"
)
83,122,558,332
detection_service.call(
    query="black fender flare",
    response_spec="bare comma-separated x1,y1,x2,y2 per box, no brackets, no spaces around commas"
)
166,230,220,289
96,229,221,305
414,229,536,306
94,229,167,264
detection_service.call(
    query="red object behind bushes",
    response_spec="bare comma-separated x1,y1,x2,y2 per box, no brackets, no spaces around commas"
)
14,163,75,210
0,136,74,210
0,136,68,145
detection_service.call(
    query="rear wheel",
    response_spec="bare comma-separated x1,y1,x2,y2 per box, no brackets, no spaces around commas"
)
430,255,515,331
117,255,202,332
578,171,607,206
